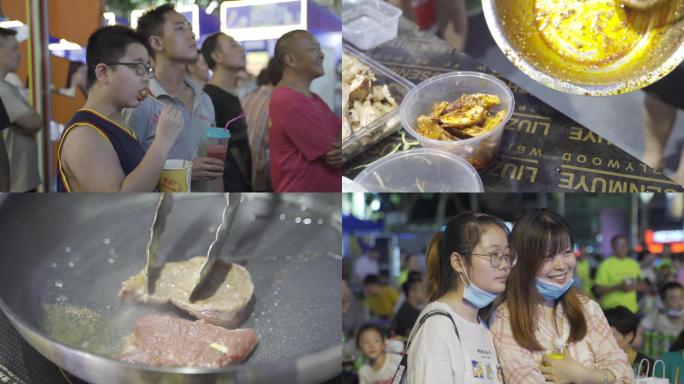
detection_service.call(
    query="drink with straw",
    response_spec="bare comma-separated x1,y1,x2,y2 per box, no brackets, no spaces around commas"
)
204,113,243,162
205,127,230,161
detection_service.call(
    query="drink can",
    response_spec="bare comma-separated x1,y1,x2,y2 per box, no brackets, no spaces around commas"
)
643,331,653,357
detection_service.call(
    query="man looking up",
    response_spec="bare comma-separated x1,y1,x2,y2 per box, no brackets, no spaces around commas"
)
0,27,42,192
126,4,223,191
268,30,341,192
201,32,253,192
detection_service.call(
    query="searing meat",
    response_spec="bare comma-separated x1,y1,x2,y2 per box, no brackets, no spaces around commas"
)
120,314,258,368
119,256,254,328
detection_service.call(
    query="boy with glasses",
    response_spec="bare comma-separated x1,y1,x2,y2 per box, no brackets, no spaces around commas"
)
126,4,223,191
57,25,183,192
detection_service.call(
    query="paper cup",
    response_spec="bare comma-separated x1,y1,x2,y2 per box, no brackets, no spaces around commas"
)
159,159,192,192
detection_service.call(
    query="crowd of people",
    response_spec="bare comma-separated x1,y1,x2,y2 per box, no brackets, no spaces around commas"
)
0,4,342,192
343,212,684,383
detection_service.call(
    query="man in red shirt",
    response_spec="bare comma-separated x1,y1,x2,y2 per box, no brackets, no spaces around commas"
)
268,30,341,192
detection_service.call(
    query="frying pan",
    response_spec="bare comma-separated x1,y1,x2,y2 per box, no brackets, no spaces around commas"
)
0,193,342,384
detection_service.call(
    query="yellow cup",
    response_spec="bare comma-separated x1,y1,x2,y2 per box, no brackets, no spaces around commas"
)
159,159,191,192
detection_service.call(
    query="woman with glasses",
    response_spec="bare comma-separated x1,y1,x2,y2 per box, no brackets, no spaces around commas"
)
490,209,633,384
405,212,512,383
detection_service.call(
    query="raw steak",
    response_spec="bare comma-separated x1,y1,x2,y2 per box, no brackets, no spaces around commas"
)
119,256,254,328
120,314,258,367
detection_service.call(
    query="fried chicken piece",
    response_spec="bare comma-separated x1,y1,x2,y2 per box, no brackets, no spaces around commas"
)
416,93,505,141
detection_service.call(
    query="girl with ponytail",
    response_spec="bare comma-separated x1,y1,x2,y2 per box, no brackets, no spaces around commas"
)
490,209,633,384
405,212,512,384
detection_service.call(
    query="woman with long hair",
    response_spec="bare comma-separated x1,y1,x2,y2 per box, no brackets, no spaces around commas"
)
491,209,633,384
406,212,512,383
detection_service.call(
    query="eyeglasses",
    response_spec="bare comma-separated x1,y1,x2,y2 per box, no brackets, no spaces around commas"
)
106,62,155,79
472,252,517,268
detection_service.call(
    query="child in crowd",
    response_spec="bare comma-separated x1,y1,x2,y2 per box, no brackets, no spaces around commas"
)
357,323,402,384
604,306,655,377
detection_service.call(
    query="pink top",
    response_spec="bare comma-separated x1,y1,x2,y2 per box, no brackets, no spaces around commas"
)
268,87,341,192
490,297,634,384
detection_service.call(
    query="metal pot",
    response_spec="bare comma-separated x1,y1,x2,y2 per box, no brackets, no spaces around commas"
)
482,0,684,95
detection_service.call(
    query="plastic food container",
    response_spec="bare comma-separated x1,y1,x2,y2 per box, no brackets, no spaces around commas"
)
342,44,414,162
342,177,368,192
353,148,484,192
342,0,402,50
400,71,515,170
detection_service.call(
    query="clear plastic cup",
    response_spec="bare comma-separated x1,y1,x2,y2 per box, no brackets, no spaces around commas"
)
353,148,483,192
205,127,231,162
342,0,402,50
400,71,515,170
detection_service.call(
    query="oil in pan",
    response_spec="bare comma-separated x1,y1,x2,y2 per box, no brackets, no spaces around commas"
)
26,194,341,377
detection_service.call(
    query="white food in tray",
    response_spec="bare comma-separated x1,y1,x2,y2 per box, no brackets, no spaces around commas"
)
342,53,397,141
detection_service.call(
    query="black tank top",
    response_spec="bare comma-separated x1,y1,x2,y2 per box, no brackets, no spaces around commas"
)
57,109,145,192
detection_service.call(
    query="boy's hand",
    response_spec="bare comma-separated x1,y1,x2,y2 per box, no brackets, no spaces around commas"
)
155,106,184,150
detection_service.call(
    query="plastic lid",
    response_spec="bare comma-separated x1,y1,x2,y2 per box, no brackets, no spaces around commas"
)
553,337,565,350
342,177,368,192
353,148,483,192
206,127,231,139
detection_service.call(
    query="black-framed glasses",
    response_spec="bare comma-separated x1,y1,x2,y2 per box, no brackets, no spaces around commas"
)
472,252,517,268
105,62,155,79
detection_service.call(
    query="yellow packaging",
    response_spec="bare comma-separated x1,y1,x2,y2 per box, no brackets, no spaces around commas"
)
159,159,192,192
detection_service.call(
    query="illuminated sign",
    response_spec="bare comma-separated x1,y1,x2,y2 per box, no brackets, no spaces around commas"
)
220,0,307,42
103,12,116,26
644,229,684,253
0,20,24,29
653,230,684,244
48,38,82,51
0,20,29,42
131,4,200,39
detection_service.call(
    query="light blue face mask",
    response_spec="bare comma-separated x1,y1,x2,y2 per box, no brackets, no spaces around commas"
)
535,276,574,300
458,257,498,308
463,280,498,308
666,308,684,318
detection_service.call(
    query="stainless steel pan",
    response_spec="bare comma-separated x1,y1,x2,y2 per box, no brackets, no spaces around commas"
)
0,193,342,384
